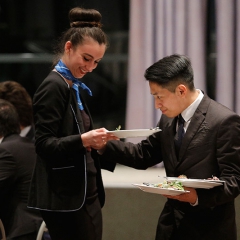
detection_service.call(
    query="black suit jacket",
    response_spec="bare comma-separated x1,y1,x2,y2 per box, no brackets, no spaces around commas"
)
28,71,115,212
0,134,42,238
102,94,240,240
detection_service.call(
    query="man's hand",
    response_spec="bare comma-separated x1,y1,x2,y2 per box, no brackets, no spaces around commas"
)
163,187,198,205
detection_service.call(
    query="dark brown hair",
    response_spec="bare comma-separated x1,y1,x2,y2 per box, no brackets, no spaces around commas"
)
0,99,20,137
53,7,108,66
0,81,33,127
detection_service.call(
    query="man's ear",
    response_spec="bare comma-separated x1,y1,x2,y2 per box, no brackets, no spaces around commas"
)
176,84,187,97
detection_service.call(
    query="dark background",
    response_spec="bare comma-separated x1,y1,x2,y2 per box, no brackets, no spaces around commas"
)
0,0,217,130
0,0,129,130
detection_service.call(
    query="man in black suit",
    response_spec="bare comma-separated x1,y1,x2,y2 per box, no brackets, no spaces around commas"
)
98,54,240,240
0,81,35,142
0,99,42,240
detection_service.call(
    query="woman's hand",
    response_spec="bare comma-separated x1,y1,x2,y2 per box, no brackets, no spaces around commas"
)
81,128,119,151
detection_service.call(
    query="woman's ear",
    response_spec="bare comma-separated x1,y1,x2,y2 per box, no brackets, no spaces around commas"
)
65,41,72,53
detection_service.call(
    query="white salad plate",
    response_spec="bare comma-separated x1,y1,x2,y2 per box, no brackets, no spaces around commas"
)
165,177,224,189
107,128,161,138
132,183,190,196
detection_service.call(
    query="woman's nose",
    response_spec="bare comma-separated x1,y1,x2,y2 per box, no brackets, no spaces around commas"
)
86,62,97,72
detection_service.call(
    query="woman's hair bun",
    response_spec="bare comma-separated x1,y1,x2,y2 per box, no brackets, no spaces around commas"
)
69,7,103,28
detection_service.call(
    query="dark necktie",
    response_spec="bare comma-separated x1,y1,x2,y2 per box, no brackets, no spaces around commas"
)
174,114,185,158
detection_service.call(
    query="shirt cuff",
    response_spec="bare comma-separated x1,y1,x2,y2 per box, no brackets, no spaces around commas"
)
190,197,198,206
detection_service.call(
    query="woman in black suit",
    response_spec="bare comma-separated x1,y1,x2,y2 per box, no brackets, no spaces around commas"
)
28,7,118,240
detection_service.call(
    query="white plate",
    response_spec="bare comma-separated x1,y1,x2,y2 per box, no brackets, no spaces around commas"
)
132,183,190,196
165,177,224,189
107,128,161,138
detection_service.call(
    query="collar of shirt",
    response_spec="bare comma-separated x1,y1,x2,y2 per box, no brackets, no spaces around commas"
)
20,125,31,137
181,89,204,131
0,137,3,143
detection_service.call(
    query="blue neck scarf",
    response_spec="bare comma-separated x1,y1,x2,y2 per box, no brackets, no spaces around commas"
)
55,60,92,110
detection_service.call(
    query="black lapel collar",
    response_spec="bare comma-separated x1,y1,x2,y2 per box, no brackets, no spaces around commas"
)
161,115,179,167
177,94,210,162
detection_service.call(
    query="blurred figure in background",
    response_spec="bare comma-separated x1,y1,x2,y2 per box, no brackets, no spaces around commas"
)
0,81,34,141
0,99,42,240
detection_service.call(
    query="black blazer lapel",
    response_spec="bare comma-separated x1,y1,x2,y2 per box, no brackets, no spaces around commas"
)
178,94,210,161
161,116,178,167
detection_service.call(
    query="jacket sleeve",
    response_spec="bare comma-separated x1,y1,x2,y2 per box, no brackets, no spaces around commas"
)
100,131,162,170
197,113,240,207
0,147,15,191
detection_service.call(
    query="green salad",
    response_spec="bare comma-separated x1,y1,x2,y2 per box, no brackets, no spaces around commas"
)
154,180,184,190
115,125,121,130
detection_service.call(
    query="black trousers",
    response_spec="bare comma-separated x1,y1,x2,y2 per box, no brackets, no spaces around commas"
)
40,199,102,240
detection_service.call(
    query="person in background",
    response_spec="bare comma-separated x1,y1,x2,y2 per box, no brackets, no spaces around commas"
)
27,7,118,240
0,99,42,240
98,54,240,240
0,81,35,141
